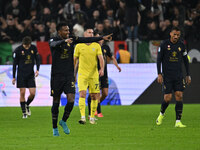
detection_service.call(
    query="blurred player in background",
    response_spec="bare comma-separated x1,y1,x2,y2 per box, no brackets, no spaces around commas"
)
49,22,112,136
74,27,104,125
156,27,191,127
12,36,40,118
88,32,121,118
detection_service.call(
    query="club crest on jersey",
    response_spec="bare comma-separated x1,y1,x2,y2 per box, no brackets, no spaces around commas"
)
92,48,95,51
31,50,34,54
67,43,70,47
22,51,25,55
104,49,107,53
178,47,181,51
167,45,170,50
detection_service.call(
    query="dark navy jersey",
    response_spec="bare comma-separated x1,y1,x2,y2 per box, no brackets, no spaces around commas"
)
49,35,103,77
13,44,40,79
98,44,112,78
157,39,189,79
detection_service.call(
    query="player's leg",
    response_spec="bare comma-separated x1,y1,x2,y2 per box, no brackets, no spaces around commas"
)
50,76,63,136
174,91,186,127
89,78,100,124
19,88,27,118
59,92,75,134
87,95,91,117
78,90,87,124
52,96,60,136
97,87,108,117
90,93,98,124
174,79,186,127
26,88,36,116
156,77,172,125
78,77,88,124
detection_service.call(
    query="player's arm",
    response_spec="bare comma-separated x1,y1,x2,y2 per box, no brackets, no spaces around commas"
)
106,45,121,72
34,46,40,77
98,54,104,77
49,38,73,48
74,57,79,82
12,49,19,85
157,45,164,84
73,34,112,44
182,46,191,85
111,56,121,72
74,44,80,82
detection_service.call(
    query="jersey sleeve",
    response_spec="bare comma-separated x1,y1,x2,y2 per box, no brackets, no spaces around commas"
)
157,42,164,74
12,48,19,78
105,45,112,58
96,44,102,55
33,45,40,71
74,44,80,58
181,43,190,76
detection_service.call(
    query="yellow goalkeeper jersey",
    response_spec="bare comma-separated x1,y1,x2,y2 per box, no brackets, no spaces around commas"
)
74,42,102,78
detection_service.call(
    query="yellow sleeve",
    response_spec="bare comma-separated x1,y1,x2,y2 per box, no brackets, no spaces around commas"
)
74,44,80,57
96,43,102,55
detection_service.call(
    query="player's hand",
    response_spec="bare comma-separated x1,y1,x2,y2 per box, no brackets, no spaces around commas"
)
103,33,113,41
65,38,73,44
12,78,16,85
117,66,121,72
186,76,191,85
99,69,104,77
157,74,163,84
35,70,39,77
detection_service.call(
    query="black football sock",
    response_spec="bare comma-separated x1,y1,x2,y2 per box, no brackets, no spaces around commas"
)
97,103,101,114
88,95,91,116
20,102,26,114
175,101,183,120
26,97,34,106
51,102,59,128
62,101,74,122
160,100,169,114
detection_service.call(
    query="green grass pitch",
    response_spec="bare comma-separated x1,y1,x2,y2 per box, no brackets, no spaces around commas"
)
0,104,200,150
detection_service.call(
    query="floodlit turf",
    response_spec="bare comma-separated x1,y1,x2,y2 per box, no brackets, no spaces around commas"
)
0,104,200,150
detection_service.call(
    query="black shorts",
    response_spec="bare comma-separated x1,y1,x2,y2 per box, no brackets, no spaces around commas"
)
17,77,36,88
163,77,185,94
100,76,108,89
51,75,75,97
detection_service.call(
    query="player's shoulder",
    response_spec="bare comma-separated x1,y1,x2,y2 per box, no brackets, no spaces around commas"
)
30,44,37,49
49,36,60,43
160,39,169,46
14,45,23,53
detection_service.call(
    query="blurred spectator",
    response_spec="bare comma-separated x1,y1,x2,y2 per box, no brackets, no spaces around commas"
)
87,9,100,28
103,19,114,35
98,0,110,20
72,1,88,26
73,23,84,37
115,0,126,26
146,21,161,40
4,15,20,43
95,21,104,34
116,44,133,63
63,0,75,21
124,0,140,40
49,21,57,38
4,0,26,23
82,0,94,18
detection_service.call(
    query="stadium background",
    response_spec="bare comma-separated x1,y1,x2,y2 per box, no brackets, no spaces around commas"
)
0,0,199,106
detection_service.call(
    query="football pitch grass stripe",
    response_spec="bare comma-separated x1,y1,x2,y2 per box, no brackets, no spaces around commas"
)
0,104,200,150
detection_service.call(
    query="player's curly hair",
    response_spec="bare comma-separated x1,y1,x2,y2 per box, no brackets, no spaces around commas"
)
22,36,32,45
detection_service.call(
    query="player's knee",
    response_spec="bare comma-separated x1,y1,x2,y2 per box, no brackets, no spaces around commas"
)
53,97,60,103
79,91,86,98
29,93,35,99
175,93,183,101
164,95,172,102
20,91,25,97
102,91,108,98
